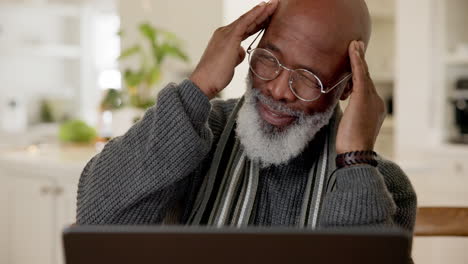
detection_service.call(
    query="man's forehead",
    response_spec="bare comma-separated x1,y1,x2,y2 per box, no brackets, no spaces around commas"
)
259,15,348,81
266,0,370,48
260,32,329,79
267,0,354,51
266,14,342,53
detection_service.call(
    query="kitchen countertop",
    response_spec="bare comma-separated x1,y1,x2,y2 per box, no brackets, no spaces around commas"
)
0,143,97,166
0,123,99,179
0,143,98,181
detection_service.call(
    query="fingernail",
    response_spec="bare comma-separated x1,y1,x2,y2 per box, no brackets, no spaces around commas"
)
359,41,365,51
259,1,267,6
355,50,360,58
354,41,359,51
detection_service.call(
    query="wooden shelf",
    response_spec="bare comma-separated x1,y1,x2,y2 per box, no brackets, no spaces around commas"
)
0,43,81,59
0,3,82,17
451,90,468,99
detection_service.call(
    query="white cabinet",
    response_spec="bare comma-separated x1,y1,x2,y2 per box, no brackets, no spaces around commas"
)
54,181,78,264
0,174,9,264
4,173,79,264
9,176,56,264
0,146,88,264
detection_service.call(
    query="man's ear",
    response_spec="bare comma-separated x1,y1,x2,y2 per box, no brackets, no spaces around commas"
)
339,80,353,100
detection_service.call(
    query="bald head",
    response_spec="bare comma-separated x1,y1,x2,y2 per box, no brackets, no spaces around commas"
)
252,0,372,114
271,0,371,47
257,0,370,83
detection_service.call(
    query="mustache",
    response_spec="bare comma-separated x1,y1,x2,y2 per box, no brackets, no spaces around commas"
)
248,86,306,119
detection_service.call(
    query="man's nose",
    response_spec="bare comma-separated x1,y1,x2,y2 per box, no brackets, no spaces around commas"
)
264,69,297,103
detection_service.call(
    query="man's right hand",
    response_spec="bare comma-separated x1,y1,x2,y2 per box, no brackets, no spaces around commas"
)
190,0,279,99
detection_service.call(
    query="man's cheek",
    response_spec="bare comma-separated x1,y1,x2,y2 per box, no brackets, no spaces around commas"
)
299,101,326,116
253,80,264,91
258,87,275,104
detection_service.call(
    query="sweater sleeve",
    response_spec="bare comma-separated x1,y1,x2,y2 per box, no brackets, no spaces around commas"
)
76,80,221,225
319,160,417,232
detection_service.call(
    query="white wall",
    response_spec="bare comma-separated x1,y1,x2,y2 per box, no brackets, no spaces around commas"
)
222,0,263,99
118,0,223,92
394,0,433,158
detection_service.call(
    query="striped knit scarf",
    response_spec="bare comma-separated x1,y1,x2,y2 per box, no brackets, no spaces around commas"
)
188,97,340,228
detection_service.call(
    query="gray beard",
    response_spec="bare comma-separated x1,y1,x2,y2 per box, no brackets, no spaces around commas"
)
235,76,336,168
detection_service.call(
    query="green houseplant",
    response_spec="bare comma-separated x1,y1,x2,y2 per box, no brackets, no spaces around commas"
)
119,22,189,109
59,120,97,144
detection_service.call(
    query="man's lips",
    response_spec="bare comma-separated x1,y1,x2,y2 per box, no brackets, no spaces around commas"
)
258,101,297,127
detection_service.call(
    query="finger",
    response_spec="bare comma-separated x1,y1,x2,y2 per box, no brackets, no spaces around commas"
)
358,41,379,95
349,41,367,90
244,1,279,38
359,41,366,54
237,46,246,65
244,11,269,38
235,0,279,39
348,40,364,85
358,41,370,77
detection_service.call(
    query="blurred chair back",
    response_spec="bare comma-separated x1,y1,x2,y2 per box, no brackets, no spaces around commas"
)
415,207,468,237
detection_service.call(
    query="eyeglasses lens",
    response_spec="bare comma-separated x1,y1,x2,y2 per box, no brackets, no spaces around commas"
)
248,49,322,101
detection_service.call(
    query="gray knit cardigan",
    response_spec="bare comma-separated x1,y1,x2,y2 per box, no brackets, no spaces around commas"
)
76,80,417,233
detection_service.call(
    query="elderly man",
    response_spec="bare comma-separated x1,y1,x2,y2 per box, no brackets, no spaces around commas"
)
77,0,416,236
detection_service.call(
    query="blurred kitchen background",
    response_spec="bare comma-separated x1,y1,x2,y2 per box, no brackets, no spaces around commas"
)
0,0,467,263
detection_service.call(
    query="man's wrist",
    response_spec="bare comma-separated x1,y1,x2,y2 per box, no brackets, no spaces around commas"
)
189,73,217,100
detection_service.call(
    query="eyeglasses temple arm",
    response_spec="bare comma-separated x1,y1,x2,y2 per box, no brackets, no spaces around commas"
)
246,29,265,54
323,73,353,94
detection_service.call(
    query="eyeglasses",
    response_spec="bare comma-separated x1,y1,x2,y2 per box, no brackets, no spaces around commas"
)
246,29,352,102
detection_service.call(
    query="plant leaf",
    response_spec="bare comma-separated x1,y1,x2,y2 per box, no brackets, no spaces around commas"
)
158,43,189,63
147,67,162,86
123,69,145,87
160,30,179,42
118,45,141,60
100,89,124,110
139,23,157,43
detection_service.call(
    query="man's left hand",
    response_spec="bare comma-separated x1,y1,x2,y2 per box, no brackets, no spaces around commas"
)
335,40,386,155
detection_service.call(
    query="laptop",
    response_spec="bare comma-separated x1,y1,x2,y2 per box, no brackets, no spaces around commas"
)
63,225,411,264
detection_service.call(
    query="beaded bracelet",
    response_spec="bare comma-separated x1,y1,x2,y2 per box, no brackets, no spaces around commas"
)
336,150,378,168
